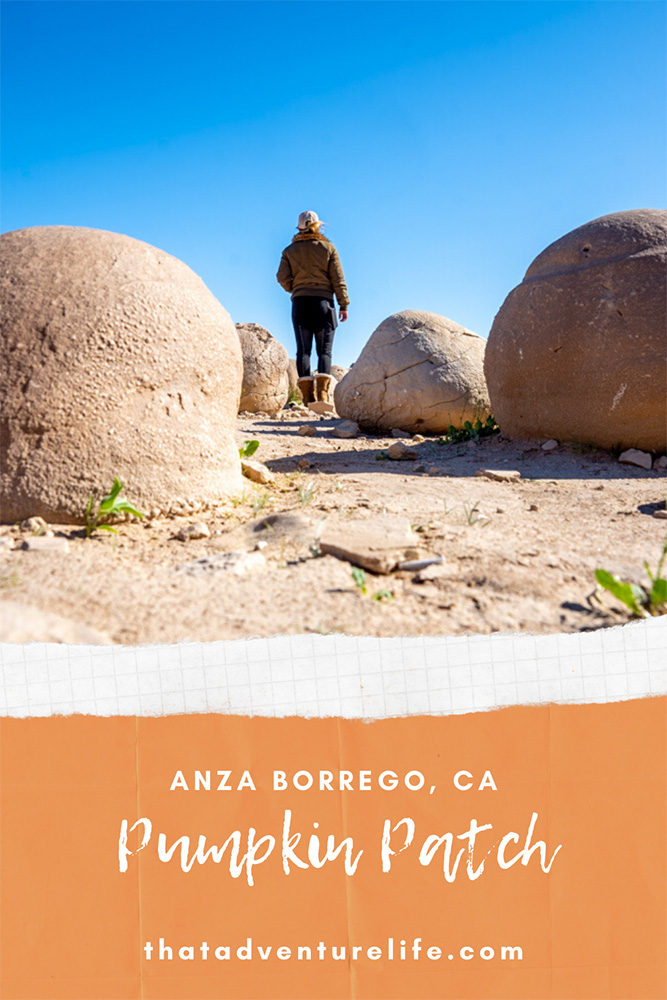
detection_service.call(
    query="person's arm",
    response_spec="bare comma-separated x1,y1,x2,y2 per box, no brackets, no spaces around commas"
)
328,246,349,318
276,251,293,293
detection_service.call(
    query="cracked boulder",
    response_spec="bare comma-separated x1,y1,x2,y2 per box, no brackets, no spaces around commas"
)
333,310,490,433
485,210,667,451
0,225,244,523
237,323,289,414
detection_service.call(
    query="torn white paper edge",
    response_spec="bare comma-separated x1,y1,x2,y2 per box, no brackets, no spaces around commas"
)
1,617,665,719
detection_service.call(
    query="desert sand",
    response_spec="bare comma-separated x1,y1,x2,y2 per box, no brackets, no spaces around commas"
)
1,408,665,645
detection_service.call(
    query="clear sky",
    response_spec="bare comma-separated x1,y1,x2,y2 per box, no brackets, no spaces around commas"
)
2,0,665,366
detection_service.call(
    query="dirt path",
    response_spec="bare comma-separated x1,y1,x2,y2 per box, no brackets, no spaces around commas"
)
1,410,665,644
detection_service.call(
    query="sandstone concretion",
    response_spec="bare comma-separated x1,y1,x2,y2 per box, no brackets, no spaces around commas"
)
484,210,667,451
1,226,244,522
334,310,490,433
236,323,289,414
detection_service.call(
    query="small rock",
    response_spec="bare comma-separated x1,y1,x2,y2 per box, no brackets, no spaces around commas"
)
390,428,408,438
176,522,211,542
387,441,417,461
0,537,15,551
178,550,267,576
654,455,667,471
333,420,359,439
496,507,505,514
541,439,559,451
529,503,539,511
654,510,667,520
307,401,336,415
476,468,522,482
21,516,48,533
427,466,442,476
298,458,312,470
618,448,652,470
241,458,274,484
412,434,426,444
21,536,70,553
297,424,317,437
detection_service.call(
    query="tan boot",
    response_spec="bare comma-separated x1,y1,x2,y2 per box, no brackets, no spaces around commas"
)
297,376,315,404
314,374,333,403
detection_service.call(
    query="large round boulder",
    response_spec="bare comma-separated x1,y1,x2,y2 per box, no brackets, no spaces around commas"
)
1,226,244,522
485,209,667,451
333,310,490,433
236,323,289,414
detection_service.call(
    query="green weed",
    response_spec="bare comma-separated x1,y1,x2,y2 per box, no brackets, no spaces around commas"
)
351,567,394,602
239,440,260,459
85,479,143,538
438,415,498,446
595,535,667,618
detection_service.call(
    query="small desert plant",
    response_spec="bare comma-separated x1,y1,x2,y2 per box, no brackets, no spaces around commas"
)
463,500,490,527
85,478,143,538
252,492,271,516
239,440,260,459
594,535,667,618
438,415,498,446
286,386,302,405
297,480,316,506
351,568,394,602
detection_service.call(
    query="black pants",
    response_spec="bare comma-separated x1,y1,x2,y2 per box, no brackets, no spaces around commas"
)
292,296,337,377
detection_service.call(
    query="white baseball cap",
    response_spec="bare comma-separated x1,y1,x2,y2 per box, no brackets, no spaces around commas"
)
297,210,325,230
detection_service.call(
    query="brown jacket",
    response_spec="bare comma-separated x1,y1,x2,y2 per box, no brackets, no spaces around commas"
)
276,233,350,309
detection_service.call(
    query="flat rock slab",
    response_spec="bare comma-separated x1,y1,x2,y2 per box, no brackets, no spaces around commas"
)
178,550,266,577
318,515,423,573
0,600,111,644
476,468,522,482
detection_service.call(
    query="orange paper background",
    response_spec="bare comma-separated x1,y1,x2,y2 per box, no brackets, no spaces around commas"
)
1,697,665,1000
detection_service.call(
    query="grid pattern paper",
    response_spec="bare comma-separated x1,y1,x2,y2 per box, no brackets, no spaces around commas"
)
1,617,665,718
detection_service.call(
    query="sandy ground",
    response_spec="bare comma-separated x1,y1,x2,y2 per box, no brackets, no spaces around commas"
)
1,409,665,644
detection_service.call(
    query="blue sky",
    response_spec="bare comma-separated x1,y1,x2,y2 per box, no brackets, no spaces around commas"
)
2,0,665,366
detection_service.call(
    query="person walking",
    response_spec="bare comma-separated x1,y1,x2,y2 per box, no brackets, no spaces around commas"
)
276,210,349,405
